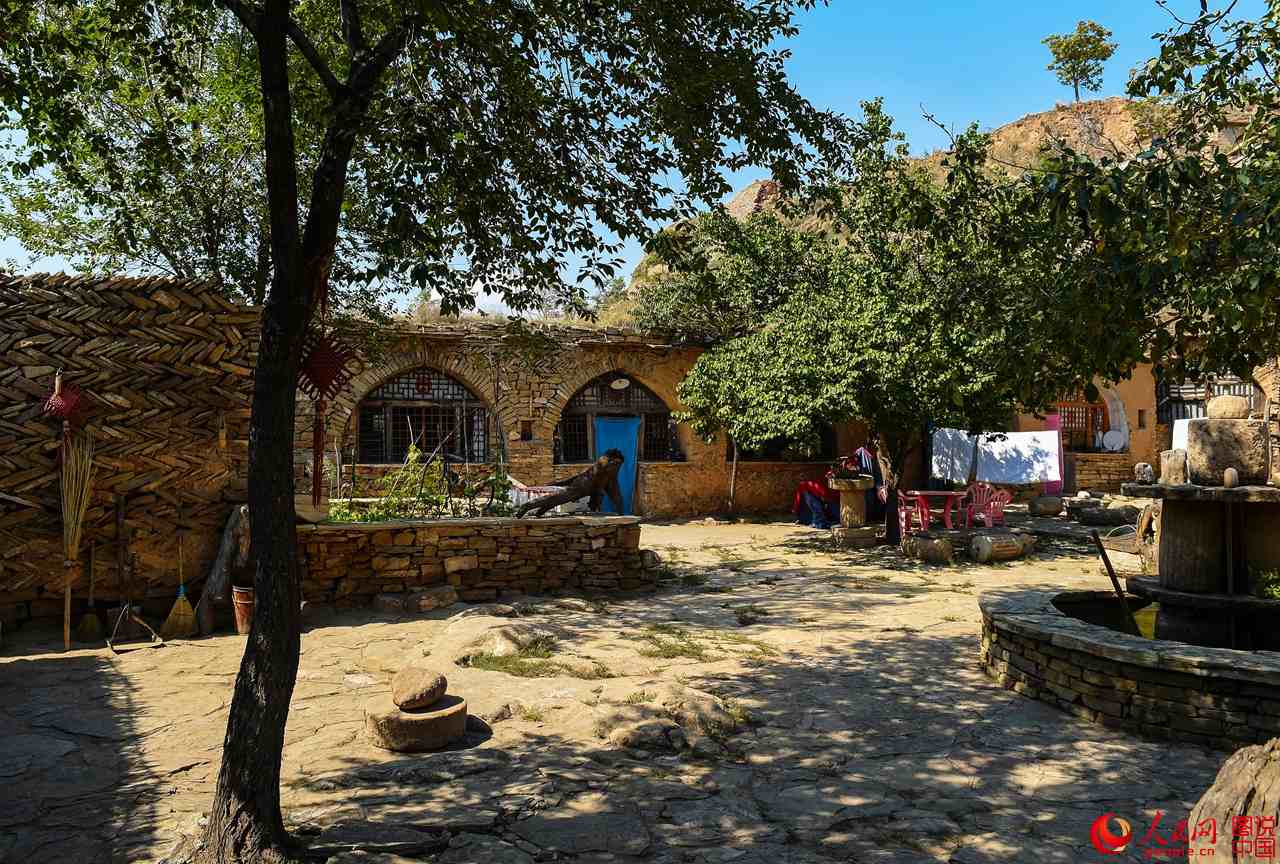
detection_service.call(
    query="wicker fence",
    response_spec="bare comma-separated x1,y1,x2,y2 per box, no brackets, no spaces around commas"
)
0,274,258,609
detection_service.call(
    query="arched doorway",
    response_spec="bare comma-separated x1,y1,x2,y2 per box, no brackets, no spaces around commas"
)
355,366,493,465
554,372,673,514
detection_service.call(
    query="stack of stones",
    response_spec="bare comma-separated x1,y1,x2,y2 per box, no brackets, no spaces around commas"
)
296,516,655,607
365,668,468,752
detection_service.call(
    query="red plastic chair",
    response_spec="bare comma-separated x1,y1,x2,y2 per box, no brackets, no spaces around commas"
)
895,490,923,536
962,482,1012,527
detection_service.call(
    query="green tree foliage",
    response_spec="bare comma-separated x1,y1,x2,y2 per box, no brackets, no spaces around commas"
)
1031,4,1280,384
1,1,853,859
1043,20,1117,102
647,103,1137,538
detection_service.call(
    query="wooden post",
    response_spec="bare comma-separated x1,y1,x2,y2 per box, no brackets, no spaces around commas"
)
728,437,739,513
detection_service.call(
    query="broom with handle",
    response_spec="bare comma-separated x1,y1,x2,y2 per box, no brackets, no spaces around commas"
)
61,425,95,651
160,502,197,640
75,542,103,642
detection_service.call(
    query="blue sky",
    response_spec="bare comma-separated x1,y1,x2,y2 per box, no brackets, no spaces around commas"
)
1,0,1266,309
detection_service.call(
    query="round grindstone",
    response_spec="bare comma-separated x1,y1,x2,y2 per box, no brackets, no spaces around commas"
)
364,693,468,753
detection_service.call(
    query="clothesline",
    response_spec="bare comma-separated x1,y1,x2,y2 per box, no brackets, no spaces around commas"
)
931,428,1062,485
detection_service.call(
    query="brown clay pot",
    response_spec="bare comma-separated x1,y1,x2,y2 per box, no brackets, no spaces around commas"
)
231,585,255,635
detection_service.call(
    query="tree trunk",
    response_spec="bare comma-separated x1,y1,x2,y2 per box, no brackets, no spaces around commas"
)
728,437,739,513
877,433,913,545
198,297,306,862
198,2,308,859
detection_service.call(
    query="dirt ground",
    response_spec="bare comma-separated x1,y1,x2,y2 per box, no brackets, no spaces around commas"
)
0,518,1224,863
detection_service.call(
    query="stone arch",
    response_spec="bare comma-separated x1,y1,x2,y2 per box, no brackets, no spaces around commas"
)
332,346,510,459
545,351,681,433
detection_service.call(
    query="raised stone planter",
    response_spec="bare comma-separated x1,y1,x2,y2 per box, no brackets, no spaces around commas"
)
298,515,654,607
980,589,1280,750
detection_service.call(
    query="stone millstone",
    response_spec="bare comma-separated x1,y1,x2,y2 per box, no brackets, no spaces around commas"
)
1186,418,1267,486
392,667,448,710
365,693,467,752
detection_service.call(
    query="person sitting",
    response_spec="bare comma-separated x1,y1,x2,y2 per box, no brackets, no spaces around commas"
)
792,473,840,529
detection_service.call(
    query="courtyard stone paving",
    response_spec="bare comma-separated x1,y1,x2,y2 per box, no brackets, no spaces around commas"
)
0,519,1227,863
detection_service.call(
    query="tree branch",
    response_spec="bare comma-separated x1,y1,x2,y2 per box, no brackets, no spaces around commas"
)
340,0,366,58
218,0,261,36
286,19,345,98
350,13,423,93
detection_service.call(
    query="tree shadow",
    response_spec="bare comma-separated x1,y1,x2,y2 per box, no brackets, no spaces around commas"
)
0,628,162,863
273,606,1223,863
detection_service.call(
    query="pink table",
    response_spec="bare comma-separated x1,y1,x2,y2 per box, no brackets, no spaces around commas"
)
906,490,968,530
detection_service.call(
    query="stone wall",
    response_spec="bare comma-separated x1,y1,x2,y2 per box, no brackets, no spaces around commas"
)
1069,452,1134,494
297,516,654,606
980,590,1280,750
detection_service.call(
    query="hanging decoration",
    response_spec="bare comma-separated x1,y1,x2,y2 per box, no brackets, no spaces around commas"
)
298,274,358,506
44,369,96,651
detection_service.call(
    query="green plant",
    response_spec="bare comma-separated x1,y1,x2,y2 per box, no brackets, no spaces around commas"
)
517,705,546,723
1255,569,1280,601
461,636,613,680
625,690,657,704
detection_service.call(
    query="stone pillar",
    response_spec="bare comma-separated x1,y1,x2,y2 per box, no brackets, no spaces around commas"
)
828,476,874,528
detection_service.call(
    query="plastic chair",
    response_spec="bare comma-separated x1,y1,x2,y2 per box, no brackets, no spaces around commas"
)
962,482,1012,527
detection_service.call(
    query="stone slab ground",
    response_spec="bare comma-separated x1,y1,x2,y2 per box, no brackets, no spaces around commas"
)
0,519,1227,863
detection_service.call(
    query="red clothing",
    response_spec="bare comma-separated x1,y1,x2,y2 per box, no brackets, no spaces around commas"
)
792,477,838,514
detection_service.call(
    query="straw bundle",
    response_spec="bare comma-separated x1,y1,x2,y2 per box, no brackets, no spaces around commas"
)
61,426,95,650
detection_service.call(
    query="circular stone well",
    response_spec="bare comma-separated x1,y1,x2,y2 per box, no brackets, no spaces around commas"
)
980,589,1280,750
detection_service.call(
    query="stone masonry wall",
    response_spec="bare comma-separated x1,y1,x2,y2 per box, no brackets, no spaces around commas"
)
981,591,1280,751
1070,453,1134,494
297,516,653,606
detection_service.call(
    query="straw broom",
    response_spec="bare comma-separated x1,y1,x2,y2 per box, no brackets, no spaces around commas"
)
160,505,197,640
75,542,103,642
61,426,95,651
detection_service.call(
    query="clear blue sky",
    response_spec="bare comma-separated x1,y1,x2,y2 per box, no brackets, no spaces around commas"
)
574,0,1266,306
1,0,1266,308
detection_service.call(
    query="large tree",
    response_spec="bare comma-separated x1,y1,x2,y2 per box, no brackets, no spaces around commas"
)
0,1,851,860
645,103,1141,540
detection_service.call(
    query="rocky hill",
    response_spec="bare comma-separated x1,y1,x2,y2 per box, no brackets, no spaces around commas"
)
606,97,1231,324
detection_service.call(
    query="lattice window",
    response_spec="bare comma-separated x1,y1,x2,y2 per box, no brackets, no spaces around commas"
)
642,413,670,461
358,405,385,464
357,368,490,464
558,415,590,463
554,373,672,464
1057,401,1108,452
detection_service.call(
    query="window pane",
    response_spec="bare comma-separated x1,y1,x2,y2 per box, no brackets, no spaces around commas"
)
558,415,589,463
642,413,670,461
358,405,385,464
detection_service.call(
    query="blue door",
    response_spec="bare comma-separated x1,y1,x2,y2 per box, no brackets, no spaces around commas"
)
593,416,641,515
